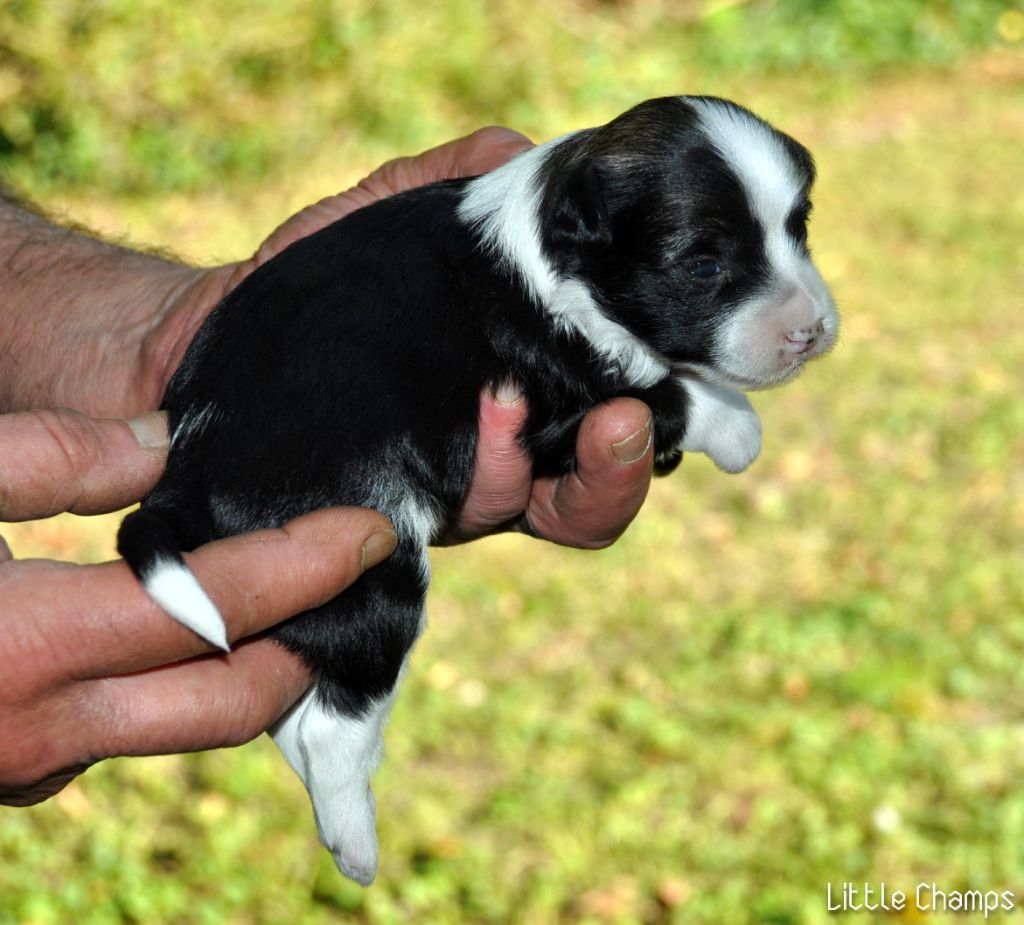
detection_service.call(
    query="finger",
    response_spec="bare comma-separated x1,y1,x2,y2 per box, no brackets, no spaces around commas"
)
357,126,535,200
452,125,536,174
0,760,92,807
92,635,310,759
0,409,168,522
4,507,396,682
525,398,654,549
445,383,532,542
0,636,309,803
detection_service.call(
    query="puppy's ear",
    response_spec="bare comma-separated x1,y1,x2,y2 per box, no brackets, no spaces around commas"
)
547,160,613,252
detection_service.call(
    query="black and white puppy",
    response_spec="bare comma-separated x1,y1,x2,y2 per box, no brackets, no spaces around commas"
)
118,96,837,885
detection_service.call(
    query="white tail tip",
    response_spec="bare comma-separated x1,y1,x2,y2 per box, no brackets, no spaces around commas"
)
143,558,230,652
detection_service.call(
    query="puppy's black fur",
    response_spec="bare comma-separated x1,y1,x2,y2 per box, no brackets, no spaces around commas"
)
118,95,836,884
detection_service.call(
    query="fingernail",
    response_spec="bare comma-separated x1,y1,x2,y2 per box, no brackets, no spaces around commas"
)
127,412,169,449
361,528,398,571
610,417,653,464
494,380,523,406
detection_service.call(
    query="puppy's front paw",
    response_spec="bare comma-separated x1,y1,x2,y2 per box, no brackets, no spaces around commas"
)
679,378,762,474
704,405,762,474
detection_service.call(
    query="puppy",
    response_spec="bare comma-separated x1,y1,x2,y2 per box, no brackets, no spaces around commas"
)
118,96,837,885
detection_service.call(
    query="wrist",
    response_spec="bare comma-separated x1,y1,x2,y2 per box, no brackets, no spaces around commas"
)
0,196,242,417
137,262,243,412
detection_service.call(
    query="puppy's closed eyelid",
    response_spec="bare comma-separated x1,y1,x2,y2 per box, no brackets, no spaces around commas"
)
789,200,813,221
681,239,730,267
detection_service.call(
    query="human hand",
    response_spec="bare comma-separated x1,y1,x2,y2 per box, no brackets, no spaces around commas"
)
0,408,397,805
446,389,655,548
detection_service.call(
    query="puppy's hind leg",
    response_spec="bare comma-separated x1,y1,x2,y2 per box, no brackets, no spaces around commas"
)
269,539,428,886
272,683,398,885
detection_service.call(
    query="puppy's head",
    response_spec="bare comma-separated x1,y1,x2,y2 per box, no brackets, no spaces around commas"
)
539,96,838,389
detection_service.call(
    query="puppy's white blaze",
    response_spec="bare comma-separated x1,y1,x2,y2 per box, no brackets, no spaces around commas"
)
689,97,805,232
142,557,229,652
459,137,670,389
271,683,399,887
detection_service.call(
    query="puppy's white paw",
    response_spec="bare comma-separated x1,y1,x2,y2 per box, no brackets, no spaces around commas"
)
319,786,379,887
334,848,378,888
270,687,392,888
679,377,762,473
704,406,762,473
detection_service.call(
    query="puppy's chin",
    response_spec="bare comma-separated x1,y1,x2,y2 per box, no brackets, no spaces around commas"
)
721,358,813,391
680,345,830,392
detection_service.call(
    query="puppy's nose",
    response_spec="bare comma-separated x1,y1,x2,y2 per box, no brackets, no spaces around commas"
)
783,319,825,355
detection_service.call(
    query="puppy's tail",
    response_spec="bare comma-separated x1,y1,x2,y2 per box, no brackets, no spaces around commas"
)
117,508,229,652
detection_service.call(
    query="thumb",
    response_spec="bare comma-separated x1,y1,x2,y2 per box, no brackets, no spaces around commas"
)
0,409,169,522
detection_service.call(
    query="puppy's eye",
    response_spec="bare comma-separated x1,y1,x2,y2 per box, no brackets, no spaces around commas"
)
688,257,723,279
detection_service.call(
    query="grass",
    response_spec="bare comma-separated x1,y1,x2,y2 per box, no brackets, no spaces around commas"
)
2,8,1024,924
0,0,1012,194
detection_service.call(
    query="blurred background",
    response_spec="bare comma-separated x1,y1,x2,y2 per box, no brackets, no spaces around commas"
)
1,1,1022,923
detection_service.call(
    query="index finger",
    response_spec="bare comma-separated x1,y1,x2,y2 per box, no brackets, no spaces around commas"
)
3,507,396,682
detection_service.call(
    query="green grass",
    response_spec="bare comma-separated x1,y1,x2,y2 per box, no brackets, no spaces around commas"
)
2,5,1024,923
0,0,1017,194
